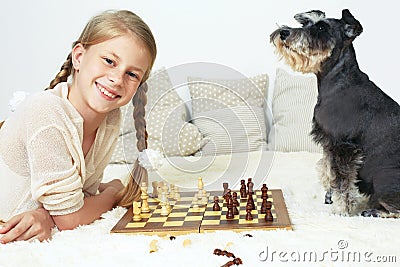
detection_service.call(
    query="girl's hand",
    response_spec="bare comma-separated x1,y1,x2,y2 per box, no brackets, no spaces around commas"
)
99,179,124,193
0,208,55,244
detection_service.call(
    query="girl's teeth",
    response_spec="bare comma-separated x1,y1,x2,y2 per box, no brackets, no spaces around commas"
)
99,86,117,99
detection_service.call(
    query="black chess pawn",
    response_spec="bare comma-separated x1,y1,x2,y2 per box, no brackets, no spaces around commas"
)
240,179,247,198
261,183,269,199
213,196,221,211
245,203,253,221
265,201,273,221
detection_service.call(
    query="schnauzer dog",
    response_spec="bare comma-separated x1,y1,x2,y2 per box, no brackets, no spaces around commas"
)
270,9,400,217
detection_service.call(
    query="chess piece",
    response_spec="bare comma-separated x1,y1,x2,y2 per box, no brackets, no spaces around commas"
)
261,184,269,199
247,192,255,210
232,192,239,215
240,179,247,198
247,178,254,195
198,177,204,197
152,181,159,198
260,184,269,214
245,204,253,221
226,195,234,219
160,192,169,216
141,182,150,213
222,182,229,197
174,186,181,201
132,201,142,222
265,201,273,221
169,184,175,198
213,196,221,211
162,182,169,196
224,189,232,203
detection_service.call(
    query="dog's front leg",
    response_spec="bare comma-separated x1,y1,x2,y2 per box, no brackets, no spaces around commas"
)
317,152,334,204
324,188,333,204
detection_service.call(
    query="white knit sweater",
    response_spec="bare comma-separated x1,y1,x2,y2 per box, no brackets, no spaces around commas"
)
0,83,121,220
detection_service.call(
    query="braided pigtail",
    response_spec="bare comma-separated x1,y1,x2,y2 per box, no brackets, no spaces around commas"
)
45,44,77,90
117,83,149,207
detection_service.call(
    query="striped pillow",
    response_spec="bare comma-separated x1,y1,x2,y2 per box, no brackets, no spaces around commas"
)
192,106,267,155
268,68,322,153
188,74,269,156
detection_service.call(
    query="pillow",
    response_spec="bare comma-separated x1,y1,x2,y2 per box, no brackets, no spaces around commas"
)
110,68,204,164
267,68,322,153
188,74,269,156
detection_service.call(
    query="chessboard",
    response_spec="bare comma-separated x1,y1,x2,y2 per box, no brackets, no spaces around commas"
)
111,189,292,235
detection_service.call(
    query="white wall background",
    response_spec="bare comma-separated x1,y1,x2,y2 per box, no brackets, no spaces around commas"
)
0,0,398,120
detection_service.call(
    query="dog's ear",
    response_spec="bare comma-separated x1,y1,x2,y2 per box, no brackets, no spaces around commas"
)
341,9,363,39
294,10,325,27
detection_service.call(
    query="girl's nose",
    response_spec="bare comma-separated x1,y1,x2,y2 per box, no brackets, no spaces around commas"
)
108,68,123,85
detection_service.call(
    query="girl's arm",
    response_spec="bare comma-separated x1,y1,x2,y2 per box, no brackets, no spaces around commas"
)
52,179,123,230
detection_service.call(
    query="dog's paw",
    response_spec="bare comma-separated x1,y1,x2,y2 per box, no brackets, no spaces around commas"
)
361,209,381,217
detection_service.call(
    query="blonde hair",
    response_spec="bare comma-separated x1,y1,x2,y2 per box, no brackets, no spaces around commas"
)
46,10,157,207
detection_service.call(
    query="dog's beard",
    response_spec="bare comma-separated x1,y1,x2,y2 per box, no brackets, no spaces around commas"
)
271,35,331,74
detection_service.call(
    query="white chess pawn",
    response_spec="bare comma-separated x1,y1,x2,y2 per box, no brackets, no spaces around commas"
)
132,201,142,222
198,177,204,197
160,192,169,216
141,182,150,213
169,184,175,199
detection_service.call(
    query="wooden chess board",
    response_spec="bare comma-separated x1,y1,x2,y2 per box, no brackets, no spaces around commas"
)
111,189,292,236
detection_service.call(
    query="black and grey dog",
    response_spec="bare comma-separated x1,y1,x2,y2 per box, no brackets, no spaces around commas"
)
270,9,400,217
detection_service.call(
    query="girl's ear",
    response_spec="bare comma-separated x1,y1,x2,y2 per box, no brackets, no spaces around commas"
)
71,43,85,71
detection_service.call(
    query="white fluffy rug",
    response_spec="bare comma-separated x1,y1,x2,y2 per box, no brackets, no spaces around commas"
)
1,152,399,267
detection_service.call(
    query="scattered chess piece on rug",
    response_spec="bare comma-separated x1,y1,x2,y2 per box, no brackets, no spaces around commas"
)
213,196,221,211
141,182,150,213
265,201,273,221
132,201,142,222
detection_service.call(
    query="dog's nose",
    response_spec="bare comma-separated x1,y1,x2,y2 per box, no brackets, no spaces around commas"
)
280,29,290,40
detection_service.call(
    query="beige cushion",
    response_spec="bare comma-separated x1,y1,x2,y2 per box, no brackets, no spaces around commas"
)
110,68,203,164
268,68,322,153
188,74,269,155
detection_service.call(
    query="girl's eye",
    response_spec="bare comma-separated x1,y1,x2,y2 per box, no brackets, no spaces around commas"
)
127,72,138,79
104,58,114,65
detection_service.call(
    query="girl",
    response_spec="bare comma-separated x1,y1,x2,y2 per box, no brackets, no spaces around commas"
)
0,10,156,243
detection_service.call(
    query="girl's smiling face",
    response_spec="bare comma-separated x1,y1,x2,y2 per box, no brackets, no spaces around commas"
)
69,33,150,117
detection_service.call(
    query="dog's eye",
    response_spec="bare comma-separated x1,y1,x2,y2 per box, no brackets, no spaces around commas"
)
318,25,325,31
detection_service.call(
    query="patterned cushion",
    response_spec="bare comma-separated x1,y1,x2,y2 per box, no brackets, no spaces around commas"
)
267,68,322,153
110,68,204,164
188,74,269,155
